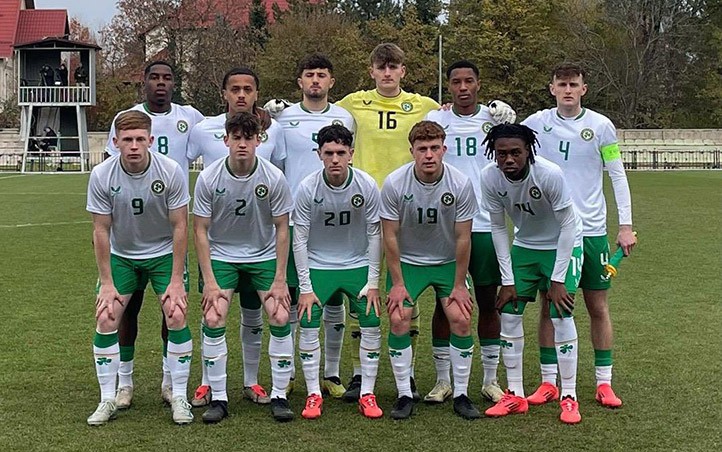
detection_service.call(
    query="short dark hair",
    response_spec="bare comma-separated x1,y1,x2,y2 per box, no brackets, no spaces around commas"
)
551,62,586,82
482,123,538,164
144,61,174,77
446,60,479,79
225,111,261,138
408,121,446,145
370,43,404,67
296,53,334,79
222,67,259,90
317,124,353,149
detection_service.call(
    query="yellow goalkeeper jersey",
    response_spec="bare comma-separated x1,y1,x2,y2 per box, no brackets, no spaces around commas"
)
337,89,440,186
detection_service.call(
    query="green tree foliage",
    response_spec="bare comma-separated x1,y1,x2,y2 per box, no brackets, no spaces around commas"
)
565,0,713,128
333,0,402,23
256,5,368,103
411,0,443,25
444,0,567,117
364,6,441,99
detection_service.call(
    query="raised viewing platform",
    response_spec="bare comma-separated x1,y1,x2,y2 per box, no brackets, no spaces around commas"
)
18,85,92,106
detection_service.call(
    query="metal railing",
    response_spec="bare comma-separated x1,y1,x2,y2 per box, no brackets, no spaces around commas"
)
620,148,721,170
18,86,92,105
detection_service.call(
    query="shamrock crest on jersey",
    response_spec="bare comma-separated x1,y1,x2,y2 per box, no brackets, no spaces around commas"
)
529,186,542,200
351,194,365,208
401,101,413,112
177,120,189,133
580,128,594,141
482,122,493,133
441,192,455,206
151,179,166,195
255,184,269,199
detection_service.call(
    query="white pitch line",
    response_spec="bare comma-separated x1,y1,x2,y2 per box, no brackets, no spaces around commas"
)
0,220,91,229
0,192,86,195
0,175,26,180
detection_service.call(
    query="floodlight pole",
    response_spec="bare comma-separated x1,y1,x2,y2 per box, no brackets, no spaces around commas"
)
437,34,443,104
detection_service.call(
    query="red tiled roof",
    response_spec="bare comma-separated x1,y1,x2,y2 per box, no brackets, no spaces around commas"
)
14,9,69,47
178,0,289,28
0,1,21,58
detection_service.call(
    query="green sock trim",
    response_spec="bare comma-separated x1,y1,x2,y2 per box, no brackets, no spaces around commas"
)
269,324,291,337
594,349,613,366
119,345,135,361
388,332,411,350
480,338,501,346
450,333,474,350
168,326,192,344
93,331,118,349
540,346,558,364
432,338,450,347
202,325,226,338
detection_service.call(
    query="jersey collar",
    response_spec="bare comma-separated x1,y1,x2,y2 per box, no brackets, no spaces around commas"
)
299,102,331,114
555,107,586,121
224,155,259,179
413,164,444,187
120,152,152,177
452,104,481,117
142,102,172,116
323,167,354,189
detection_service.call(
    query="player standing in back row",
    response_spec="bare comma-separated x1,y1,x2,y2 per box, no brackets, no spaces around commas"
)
522,63,635,408
105,61,203,409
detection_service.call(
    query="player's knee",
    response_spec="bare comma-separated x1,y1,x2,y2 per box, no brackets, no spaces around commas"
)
269,308,289,326
204,311,225,329
447,312,471,336
96,314,117,333
389,314,410,335
165,314,185,330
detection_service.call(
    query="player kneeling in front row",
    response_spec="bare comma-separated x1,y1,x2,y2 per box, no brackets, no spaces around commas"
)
381,120,480,420
480,124,584,424
87,111,193,426
193,112,295,423
293,124,384,420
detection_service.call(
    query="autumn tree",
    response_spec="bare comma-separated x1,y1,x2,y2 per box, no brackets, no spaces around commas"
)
256,5,368,103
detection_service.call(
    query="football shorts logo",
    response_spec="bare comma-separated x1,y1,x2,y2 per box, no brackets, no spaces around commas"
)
110,186,121,196
213,132,225,140
151,179,166,195
177,120,188,133
255,184,269,199
441,192,455,206
482,122,493,133
401,102,413,112
332,119,344,126
543,125,553,133
259,131,269,142
580,128,594,141
351,194,364,208
529,186,542,200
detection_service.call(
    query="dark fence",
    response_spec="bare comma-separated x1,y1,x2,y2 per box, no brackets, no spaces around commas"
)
621,149,721,170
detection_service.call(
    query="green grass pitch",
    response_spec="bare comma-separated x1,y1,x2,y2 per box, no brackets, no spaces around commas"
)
0,171,719,451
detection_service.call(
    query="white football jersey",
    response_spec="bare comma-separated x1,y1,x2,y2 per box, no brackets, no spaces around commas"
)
106,103,204,180
480,156,583,250
277,102,356,195
523,108,620,235
380,162,478,265
186,113,286,170
425,105,496,232
86,153,190,259
293,168,380,269
193,156,294,263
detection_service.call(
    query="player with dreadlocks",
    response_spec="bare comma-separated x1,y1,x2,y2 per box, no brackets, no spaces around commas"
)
479,124,586,424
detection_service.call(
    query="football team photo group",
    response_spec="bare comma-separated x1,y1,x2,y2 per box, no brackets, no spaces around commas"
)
85,42,637,428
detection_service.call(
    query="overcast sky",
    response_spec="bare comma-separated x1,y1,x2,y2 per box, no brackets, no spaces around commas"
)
36,0,118,30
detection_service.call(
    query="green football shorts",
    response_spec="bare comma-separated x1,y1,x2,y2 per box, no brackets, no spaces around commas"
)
385,261,456,307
